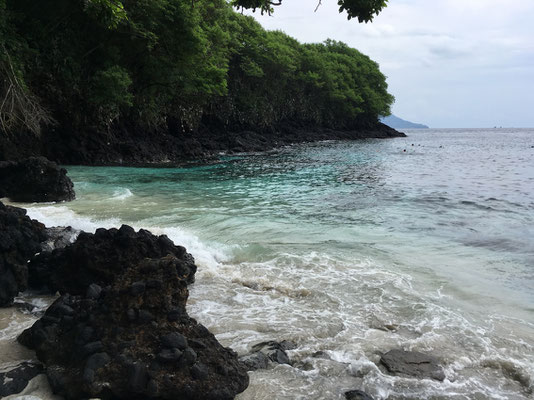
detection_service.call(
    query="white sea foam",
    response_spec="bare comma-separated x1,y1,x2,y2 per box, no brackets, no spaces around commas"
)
111,187,133,200
25,205,121,232
23,205,232,273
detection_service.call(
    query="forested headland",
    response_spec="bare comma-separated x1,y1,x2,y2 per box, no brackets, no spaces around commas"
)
0,0,399,165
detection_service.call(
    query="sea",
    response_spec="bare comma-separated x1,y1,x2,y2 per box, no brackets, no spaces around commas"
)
1,128,533,399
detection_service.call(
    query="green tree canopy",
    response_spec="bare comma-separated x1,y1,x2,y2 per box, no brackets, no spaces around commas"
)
1,0,393,138
231,0,389,22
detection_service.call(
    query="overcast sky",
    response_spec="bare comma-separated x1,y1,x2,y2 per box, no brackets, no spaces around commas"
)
247,0,534,128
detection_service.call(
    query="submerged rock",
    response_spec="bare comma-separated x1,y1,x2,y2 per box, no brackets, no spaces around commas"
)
0,201,46,306
0,361,44,397
19,255,249,399
380,349,445,381
345,390,374,400
0,157,75,202
28,224,196,294
239,340,295,371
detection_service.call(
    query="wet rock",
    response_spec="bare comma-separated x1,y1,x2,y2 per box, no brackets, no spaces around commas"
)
0,201,46,306
0,157,75,202
0,361,44,397
380,349,445,381
19,255,248,399
13,299,41,316
239,352,270,371
251,341,292,364
345,389,374,400
239,340,295,371
28,225,196,294
41,226,79,253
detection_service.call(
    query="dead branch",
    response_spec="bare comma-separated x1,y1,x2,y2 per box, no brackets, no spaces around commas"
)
0,46,55,136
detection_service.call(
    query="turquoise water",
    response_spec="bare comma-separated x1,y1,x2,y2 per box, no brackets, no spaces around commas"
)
12,128,534,399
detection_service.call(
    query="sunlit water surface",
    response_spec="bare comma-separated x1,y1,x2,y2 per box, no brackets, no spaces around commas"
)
2,128,534,399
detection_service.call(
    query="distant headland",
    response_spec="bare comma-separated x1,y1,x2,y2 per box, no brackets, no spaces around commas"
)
381,115,429,129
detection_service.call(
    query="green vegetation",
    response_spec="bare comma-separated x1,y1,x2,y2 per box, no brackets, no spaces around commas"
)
0,0,393,138
232,0,389,23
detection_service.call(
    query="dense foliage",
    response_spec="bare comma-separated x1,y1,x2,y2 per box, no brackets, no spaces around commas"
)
0,0,393,137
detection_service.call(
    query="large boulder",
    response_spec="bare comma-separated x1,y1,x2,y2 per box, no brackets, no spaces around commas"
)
19,255,249,400
380,349,445,381
28,225,196,294
0,201,46,306
0,156,75,202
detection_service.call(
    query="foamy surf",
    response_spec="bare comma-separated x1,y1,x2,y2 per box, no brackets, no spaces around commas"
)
23,204,233,273
11,193,534,400
111,187,133,201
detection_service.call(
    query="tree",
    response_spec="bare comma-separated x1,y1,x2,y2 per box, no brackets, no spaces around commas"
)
231,0,389,22
1,0,394,139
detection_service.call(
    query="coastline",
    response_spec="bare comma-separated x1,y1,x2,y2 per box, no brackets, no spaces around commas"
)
0,120,404,166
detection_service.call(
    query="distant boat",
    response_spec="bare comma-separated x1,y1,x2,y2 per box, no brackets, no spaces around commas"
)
380,115,429,129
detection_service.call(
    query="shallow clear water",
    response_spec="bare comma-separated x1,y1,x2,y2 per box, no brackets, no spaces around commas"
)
3,128,534,399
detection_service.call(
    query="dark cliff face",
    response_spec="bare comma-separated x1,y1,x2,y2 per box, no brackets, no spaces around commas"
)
0,120,405,166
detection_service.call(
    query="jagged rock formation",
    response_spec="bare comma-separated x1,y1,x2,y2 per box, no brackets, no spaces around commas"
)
19,254,249,399
28,225,196,294
0,201,46,306
0,157,75,202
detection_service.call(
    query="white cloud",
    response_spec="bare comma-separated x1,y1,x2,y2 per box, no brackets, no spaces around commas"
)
247,0,534,127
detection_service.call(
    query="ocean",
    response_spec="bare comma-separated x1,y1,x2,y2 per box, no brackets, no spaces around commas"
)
2,128,533,399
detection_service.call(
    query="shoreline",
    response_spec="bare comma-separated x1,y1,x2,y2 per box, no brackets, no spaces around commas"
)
0,121,405,166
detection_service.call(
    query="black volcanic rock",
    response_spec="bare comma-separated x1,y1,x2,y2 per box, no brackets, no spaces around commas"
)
0,157,75,202
18,255,249,400
239,340,295,371
0,201,46,306
380,349,445,381
28,225,196,294
0,361,44,397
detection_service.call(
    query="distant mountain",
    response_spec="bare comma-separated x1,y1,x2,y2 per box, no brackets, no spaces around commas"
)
380,115,429,129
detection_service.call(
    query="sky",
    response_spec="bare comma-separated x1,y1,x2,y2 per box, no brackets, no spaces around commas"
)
247,0,534,128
